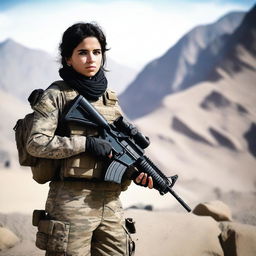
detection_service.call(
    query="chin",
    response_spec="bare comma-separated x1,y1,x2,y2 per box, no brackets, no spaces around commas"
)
84,71,97,77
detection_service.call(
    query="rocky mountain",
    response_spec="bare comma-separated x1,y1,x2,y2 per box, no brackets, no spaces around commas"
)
120,5,256,209
182,5,256,90
119,11,246,119
129,67,256,203
0,39,136,102
212,3,256,77
0,40,59,167
0,39,60,101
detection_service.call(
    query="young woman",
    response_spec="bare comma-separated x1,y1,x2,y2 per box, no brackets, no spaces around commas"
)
27,22,153,256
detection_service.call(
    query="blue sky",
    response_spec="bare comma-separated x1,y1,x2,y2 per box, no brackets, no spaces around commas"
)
0,0,254,68
0,0,254,10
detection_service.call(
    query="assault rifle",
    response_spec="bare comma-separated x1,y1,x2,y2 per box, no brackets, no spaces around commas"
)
64,95,191,212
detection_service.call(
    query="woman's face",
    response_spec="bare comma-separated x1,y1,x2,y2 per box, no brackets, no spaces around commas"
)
67,37,102,77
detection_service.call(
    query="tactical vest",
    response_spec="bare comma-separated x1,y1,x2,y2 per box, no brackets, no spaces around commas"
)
55,81,122,180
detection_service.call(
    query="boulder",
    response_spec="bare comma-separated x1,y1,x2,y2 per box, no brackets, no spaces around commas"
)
193,200,232,221
0,227,20,251
219,221,256,256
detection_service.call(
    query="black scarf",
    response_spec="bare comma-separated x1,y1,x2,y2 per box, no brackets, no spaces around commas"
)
59,66,108,101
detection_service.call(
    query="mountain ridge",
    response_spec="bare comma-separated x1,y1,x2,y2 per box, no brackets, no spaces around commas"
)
119,11,245,119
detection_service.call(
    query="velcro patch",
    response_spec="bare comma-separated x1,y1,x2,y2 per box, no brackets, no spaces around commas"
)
106,90,118,101
104,90,118,106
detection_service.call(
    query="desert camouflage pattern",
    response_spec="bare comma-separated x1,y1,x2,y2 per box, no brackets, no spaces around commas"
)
26,82,85,159
27,81,123,160
27,81,132,255
44,180,130,256
26,81,130,187
61,87,125,181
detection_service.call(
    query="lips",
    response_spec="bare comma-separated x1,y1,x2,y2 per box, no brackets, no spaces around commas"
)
86,66,96,70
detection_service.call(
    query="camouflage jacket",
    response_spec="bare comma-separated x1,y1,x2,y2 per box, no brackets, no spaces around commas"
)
26,82,85,159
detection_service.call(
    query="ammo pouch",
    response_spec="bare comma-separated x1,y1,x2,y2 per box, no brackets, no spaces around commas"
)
33,210,70,253
62,151,105,180
32,159,60,184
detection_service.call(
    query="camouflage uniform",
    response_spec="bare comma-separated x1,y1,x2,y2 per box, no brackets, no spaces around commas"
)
27,82,132,256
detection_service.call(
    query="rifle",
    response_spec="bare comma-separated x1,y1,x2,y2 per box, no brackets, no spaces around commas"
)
64,95,191,212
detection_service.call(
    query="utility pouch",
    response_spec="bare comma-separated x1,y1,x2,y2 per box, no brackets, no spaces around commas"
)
125,218,136,234
62,152,104,180
32,158,60,184
36,219,70,253
32,209,46,227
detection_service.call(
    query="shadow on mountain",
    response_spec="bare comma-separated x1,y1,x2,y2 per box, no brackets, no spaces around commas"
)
244,123,256,157
158,134,175,144
209,128,237,151
172,117,212,146
200,90,231,109
236,104,248,114
200,90,249,114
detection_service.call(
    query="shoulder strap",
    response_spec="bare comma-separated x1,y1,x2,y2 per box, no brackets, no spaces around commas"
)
51,80,78,102
104,89,118,106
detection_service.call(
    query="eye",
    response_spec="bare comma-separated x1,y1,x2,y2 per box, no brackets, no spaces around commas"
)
93,49,102,55
78,50,87,55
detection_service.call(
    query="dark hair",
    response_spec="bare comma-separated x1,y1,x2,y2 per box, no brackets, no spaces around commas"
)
59,22,108,68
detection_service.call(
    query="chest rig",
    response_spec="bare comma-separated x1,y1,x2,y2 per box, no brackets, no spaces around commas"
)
55,81,122,180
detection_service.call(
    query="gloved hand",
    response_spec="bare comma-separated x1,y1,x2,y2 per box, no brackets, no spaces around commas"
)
86,136,112,157
133,172,153,189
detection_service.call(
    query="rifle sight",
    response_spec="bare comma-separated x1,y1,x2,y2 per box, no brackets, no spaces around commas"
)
113,116,150,149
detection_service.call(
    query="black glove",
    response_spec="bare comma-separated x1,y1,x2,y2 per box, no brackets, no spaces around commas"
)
86,136,112,157
131,171,149,187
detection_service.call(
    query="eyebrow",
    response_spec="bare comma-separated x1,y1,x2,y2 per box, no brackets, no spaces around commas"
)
77,48,101,52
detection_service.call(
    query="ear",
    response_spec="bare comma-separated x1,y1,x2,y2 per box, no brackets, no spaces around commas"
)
66,57,72,67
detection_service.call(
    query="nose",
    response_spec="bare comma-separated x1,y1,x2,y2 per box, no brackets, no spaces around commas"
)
87,52,95,63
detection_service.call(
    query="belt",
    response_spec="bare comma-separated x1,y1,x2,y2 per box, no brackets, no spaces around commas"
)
62,177,102,183
56,178,123,192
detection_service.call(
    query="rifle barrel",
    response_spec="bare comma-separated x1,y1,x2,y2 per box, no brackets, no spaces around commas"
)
168,187,191,212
